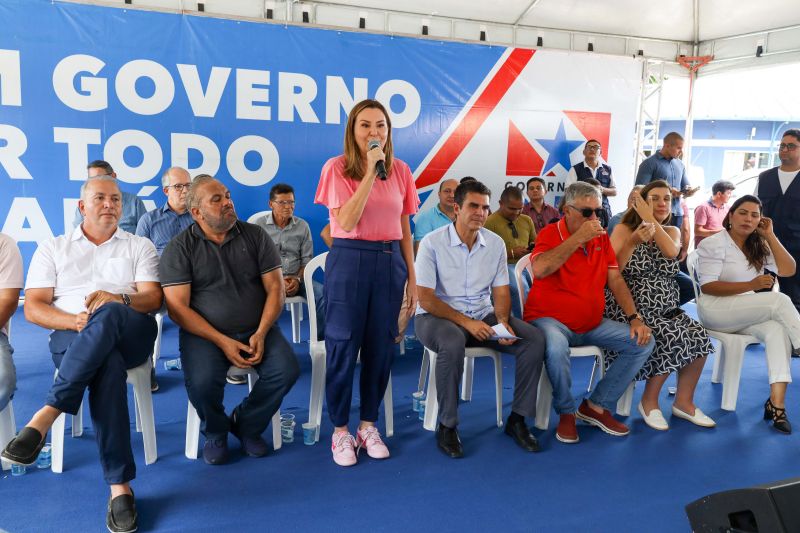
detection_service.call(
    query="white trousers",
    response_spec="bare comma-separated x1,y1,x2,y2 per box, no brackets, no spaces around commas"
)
698,291,800,384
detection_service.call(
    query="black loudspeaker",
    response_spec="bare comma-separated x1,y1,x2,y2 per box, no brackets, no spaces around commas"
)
685,477,800,532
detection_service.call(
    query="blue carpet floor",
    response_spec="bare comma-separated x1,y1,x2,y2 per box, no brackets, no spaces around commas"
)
2,303,800,532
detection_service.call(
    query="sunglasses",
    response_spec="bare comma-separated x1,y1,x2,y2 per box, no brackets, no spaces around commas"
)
507,221,519,239
567,205,604,218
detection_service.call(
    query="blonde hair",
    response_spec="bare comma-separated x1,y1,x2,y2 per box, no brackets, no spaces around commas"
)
343,99,394,180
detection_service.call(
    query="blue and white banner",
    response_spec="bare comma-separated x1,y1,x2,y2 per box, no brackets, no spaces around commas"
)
1,0,642,270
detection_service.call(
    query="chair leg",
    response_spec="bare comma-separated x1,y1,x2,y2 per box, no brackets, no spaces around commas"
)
399,340,405,356
290,302,301,344
131,370,157,465
308,351,326,442
534,373,553,431
384,374,393,437
493,355,503,428
185,402,200,459
587,359,598,392
711,339,726,383
51,412,66,473
720,338,747,411
272,411,282,451
461,357,475,401
417,349,430,393
152,312,164,367
72,399,83,438
0,402,16,471
616,382,635,417
423,351,439,431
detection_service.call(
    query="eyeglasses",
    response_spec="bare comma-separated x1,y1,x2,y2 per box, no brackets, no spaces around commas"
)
273,200,295,207
779,143,799,151
585,145,601,151
567,205,604,218
507,221,519,239
167,184,190,192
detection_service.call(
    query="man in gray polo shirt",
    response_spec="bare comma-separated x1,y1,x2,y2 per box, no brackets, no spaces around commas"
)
253,183,324,340
160,176,300,465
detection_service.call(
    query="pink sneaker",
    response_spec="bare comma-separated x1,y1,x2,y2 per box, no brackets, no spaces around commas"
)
331,431,357,467
356,426,390,459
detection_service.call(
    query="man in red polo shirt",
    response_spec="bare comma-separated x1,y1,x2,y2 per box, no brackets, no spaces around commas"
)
524,182,653,444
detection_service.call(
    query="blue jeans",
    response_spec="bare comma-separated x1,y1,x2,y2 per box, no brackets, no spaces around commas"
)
0,332,15,412
532,317,653,414
47,303,157,485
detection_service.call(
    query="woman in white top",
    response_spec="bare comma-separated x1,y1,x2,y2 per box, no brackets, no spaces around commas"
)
696,194,800,433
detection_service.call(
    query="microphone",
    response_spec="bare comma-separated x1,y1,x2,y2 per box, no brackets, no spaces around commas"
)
368,139,387,180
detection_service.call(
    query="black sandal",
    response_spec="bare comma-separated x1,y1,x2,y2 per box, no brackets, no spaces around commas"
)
1,427,46,466
764,398,792,434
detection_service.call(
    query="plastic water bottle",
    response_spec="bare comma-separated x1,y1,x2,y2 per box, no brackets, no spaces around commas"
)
10,463,26,476
36,444,52,469
164,358,182,371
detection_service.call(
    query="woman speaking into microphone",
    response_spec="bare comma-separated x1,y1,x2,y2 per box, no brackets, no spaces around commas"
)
314,99,419,466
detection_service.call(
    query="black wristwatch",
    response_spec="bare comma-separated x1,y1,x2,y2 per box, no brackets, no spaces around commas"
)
625,312,642,323
121,293,132,306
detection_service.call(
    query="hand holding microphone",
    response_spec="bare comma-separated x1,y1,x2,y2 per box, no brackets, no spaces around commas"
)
367,139,387,180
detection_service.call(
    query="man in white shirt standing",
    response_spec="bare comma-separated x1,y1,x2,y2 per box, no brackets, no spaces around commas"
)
2,175,162,533
758,128,800,316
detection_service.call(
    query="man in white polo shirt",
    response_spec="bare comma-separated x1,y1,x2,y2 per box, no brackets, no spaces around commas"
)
2,175,162,533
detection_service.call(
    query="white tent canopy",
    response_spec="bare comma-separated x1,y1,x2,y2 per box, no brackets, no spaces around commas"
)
86,0,800,72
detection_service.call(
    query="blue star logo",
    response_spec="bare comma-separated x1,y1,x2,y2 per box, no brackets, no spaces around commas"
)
536,120,584,174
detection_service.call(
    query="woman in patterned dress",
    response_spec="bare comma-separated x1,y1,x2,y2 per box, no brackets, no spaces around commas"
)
605,180,714,430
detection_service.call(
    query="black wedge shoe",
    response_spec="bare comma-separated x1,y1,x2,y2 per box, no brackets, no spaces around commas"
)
764,398,792,434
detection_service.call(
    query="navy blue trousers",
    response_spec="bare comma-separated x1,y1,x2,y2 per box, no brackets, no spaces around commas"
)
325,239,407,427
47,303,157,485
179,327,300,440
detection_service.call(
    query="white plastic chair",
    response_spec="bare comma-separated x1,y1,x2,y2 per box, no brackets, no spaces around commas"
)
248,210,307,343
184,366,281,459
51,358,157,473
152,310,165,367
419,346,503,432
687,251,762,411
513,256,614,428
303,252,394,442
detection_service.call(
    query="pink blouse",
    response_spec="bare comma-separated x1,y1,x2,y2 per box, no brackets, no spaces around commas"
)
315,155,419,241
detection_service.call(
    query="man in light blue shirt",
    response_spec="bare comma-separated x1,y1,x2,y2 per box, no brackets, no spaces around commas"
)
135,167,194,255
414,180,545,459
413,178,457,254
72,160,147,234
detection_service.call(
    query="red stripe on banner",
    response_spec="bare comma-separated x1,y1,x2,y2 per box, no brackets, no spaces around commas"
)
415,48,536,189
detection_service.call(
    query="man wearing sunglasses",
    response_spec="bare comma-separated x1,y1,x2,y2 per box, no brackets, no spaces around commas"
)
566,140,617,227
757,129,800,315
524,182,653,443
485,186,536,318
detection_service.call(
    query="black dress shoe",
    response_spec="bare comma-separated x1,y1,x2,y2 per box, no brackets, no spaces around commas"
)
504,417,541,452
106,491,137,533
1,427,45,466
436,423,464,458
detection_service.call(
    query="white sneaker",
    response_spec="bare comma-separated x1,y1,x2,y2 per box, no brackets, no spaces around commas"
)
331,431,357,467
638,402,669,431
356,426,390,459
